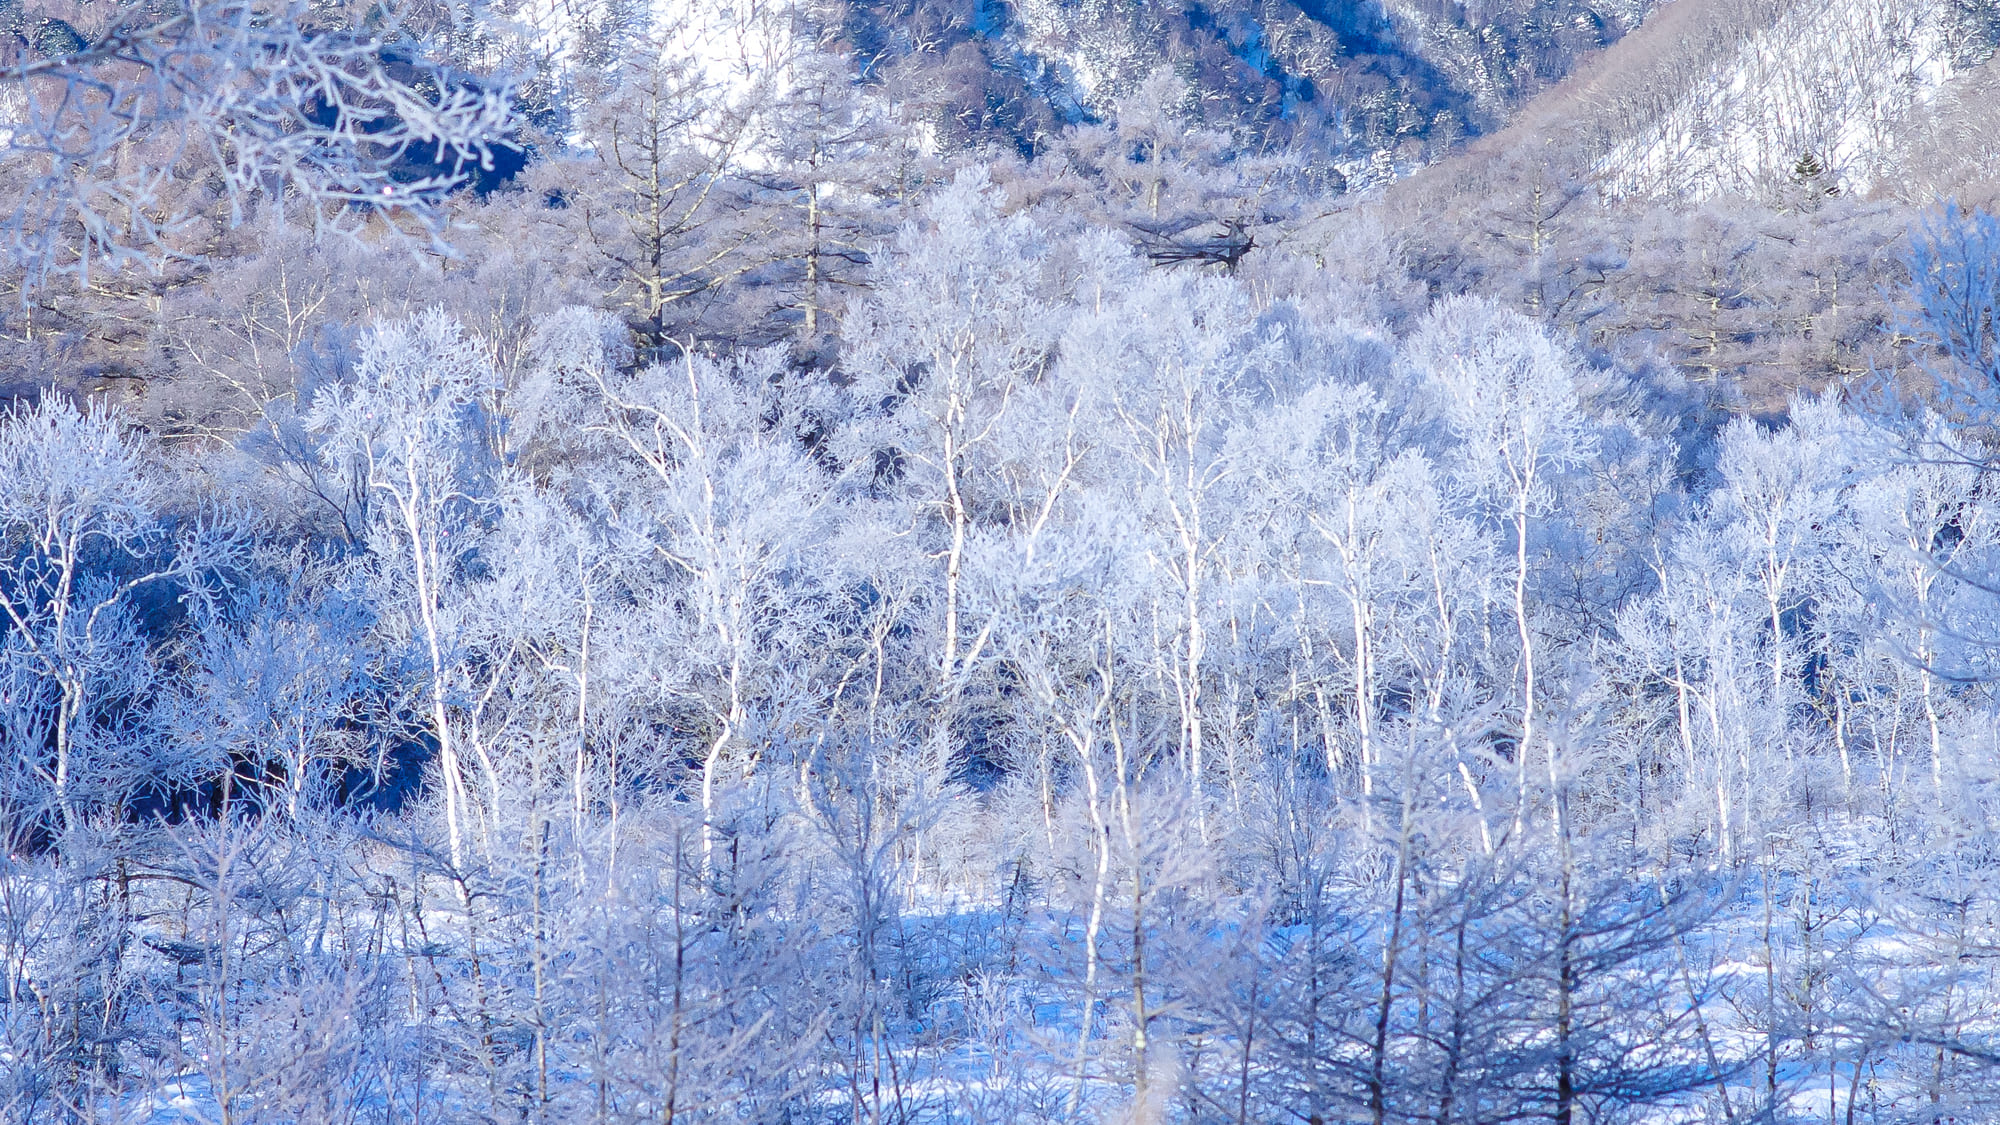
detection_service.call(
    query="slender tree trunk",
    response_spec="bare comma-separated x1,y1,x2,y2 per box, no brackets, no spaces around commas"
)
1763,860,1779,1115
1512,499,1535,841
1920,624,1942,799
1369,795,1413,1125
1181,516,1207,843
700,721,730,875
1237,974,1257,1125
1553,746,1576,1125
1071,733,1109,1114
409,509,464,871
533,820,550,1121
1110,703,1150,1106
662,826,685,1125
803,175,821,339
941,407,968,700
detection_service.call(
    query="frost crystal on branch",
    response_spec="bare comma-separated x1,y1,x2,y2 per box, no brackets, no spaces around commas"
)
0,0,515,282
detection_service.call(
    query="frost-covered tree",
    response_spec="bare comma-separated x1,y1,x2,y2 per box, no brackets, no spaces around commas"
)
164,558,374,818
1712,394,1855,706
589,347,840,865
843,168,1064,726
1407,297,1598,828
0,398,219,826
1059,262,1275,839
306,312,504,868
0,0,515,282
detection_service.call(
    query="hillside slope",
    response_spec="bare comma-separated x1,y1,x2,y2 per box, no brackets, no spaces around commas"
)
1269,0,2000,411
976,0,1659,166
502,0,1664,181
1595,0,1998,200
1440,0,2000,202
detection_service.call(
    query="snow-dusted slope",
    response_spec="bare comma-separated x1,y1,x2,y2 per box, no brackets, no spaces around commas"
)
984,0,1664,183
1597,0,1991,200
1889,54,2000,203
507,0,798,98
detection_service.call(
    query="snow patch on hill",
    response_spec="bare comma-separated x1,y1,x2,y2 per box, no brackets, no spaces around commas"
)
1598,0,1962,200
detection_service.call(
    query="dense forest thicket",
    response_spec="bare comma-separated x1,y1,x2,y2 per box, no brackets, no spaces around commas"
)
8,0,2000,1122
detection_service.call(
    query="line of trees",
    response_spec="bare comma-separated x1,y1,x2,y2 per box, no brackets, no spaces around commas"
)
5,178,2000,1122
